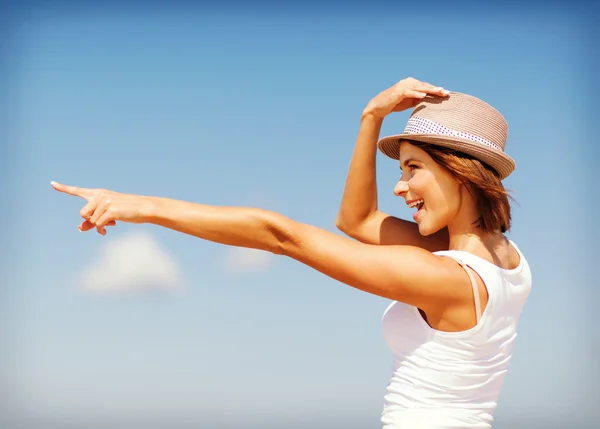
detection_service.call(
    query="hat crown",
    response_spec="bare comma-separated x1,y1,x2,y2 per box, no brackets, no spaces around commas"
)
410,92,508,151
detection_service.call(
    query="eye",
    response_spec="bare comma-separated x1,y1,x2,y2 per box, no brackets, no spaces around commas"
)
408,163,419,171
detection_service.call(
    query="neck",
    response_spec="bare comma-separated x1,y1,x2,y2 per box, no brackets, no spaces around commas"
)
446,200,506,253
448,229,506,253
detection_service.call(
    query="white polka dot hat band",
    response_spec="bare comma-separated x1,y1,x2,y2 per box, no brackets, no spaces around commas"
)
377,91,516,179
403,117,503,152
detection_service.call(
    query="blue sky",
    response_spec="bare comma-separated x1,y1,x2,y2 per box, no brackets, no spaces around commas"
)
2,4,598,429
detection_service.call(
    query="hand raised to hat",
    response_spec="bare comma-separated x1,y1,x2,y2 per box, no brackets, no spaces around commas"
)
363,77,450,120
51,181,152,235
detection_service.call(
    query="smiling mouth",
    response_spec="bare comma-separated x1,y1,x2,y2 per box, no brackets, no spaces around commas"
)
407,199,424,210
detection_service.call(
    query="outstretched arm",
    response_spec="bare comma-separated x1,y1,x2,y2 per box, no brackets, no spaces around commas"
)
336,78,450,251
51,182,470,316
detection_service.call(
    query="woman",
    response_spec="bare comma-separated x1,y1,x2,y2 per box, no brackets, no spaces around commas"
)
52,77,532,428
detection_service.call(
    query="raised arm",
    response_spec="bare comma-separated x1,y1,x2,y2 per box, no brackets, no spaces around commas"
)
336,78,450,252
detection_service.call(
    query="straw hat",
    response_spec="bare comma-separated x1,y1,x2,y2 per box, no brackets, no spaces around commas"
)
377,92,515,179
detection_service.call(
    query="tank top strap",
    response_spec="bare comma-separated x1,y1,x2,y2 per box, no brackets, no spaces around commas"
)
454,258,482,323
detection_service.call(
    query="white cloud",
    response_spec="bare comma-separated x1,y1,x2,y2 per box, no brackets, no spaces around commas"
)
80,230,181,294
224,247,273,274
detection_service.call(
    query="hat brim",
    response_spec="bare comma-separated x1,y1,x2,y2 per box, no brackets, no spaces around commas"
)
377,133,515,180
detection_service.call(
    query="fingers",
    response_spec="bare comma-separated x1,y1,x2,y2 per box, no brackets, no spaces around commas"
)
391,81,450,109
367,77,450,118
396,78,449,97
405,90,428,99
419,83,450,96
399,86,449,107
51,181,96,201
80,194,101,219
78,193,114,236
89,199,107,225
89,200,109,235
95,211,114,234
53,180,113,235
79,219,116,233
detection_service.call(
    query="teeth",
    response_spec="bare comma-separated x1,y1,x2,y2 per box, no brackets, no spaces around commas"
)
407,199,424,208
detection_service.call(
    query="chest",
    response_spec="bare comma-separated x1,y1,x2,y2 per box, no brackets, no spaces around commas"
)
381,301,433,356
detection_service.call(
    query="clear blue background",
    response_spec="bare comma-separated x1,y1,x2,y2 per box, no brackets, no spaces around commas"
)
2,3,598,428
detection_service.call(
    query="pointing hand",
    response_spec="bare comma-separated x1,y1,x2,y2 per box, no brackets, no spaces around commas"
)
51,181,152,235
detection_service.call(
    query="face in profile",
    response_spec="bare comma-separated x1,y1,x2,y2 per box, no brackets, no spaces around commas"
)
395,141,464,236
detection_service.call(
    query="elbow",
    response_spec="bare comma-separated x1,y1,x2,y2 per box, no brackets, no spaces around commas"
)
335,210,359,233
335,214,354,235
263,212,298,256
335,215,346,233
336,216,362,240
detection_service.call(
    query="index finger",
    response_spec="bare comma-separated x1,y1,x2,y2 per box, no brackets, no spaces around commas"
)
51,181,95,200
419,82,450,96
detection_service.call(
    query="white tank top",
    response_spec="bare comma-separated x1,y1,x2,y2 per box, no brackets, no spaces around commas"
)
380,241,532,429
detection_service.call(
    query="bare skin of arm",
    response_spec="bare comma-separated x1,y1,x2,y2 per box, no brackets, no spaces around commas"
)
51,181,478,327
50,78,490,330
336,79,450,252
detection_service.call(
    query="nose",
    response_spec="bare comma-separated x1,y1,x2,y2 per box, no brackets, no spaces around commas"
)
393,179,409,197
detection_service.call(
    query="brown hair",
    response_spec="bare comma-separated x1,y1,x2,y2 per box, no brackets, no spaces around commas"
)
407,140,515,234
